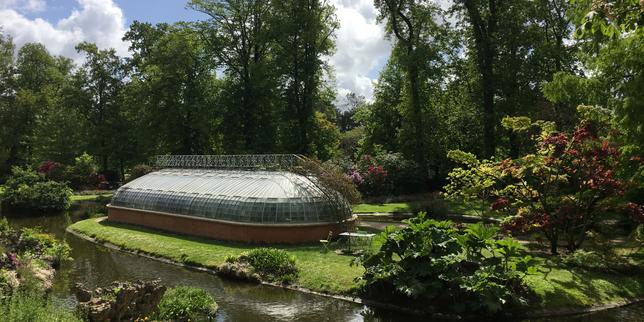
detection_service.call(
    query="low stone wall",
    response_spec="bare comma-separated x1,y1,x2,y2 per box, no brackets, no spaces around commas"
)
107,205,354,244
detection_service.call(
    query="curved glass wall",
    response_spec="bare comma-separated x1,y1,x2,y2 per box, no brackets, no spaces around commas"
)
110,169,352,224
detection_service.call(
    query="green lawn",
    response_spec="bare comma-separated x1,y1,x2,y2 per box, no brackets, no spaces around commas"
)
70,193,113,202
68,218,362,294
352,202,412,213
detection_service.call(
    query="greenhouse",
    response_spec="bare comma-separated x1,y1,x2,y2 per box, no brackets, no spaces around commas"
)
107,155,355,243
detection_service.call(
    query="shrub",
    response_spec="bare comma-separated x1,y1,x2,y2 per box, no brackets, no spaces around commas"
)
563,249,638,274
352,151,424,196
13,228,72,268
156,286,218,321
227,248,299,284
64,153,99,190
126,164,152,182
1,167,72,211
357,213,535,314
37,161,65,182
293,157,361,204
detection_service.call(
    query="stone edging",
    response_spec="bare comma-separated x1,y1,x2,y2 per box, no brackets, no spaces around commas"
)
65,222,643,320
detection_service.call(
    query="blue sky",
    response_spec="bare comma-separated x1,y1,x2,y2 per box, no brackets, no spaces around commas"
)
0,0,391,101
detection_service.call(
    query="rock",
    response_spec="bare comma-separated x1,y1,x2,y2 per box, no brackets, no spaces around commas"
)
218,262,260,282
75,279,166,322
74,283,92,302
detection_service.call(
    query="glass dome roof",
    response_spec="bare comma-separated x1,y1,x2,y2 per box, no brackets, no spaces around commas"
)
110,168,352,224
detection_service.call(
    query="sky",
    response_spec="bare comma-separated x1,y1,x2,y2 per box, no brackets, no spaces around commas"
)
0,0,392,102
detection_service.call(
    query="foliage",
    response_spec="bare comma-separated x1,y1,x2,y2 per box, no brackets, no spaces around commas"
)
352,154,389,196
357,213,535,314
294,157,361,204
1,167,72,211
36,161,65,182
445,117,641,254
126,164,152,182
0,289,83,322
349,150,424,196
227,248,299,284
15,227,72,268
63,152,99,190
561,249,637,274
156,286,217,321
569,0,643,40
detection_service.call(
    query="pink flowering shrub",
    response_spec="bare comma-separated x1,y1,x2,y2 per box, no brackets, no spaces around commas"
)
352,154,389,196
37,161,65,181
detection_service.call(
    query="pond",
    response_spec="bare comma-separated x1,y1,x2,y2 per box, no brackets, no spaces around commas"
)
1,203,642,322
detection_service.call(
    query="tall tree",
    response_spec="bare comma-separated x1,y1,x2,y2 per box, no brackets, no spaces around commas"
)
190,0,278,153
271,0,338,155
72,42,128,172
374,0,443,177
455,0,499,158
124,22,221,157
0,32,16,176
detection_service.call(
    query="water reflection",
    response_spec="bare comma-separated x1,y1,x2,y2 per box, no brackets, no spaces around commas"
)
1,205,641,321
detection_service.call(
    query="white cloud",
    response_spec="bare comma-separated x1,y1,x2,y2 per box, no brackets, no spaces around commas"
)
330,0,391,104
0,0,128,61
0,0,46,13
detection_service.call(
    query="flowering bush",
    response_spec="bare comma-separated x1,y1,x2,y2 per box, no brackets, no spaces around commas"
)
350,152,423,196
445,117,642,254
350,154,388,196
37,161,65,182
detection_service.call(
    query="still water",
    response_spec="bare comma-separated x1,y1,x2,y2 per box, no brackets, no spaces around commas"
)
2,203,642,322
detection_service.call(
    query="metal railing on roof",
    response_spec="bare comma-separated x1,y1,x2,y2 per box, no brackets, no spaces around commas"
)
155,154,307,170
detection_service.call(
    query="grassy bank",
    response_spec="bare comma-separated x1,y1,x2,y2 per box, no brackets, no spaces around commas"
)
70,193,113,202
67,218,643,311
352,202,412,213
352,199,491,216
68,218,362,294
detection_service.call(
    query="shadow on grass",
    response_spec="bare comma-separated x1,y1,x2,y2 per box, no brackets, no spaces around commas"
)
530,256,644,309
95,218,332,253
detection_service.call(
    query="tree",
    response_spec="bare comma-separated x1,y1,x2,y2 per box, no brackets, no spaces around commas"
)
374,0,443,177
191,0,278,153
553,0,644,155
444,114,641,254
0,32,17,176
454,0,499,157
271,0,338,155
72,42,128,173
124,22,221,157
336,92,364,132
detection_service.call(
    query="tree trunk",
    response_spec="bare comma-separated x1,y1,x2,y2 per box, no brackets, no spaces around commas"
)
407,57,427,179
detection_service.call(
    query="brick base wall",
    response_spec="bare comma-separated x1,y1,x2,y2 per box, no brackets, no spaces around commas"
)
107,205,354,244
